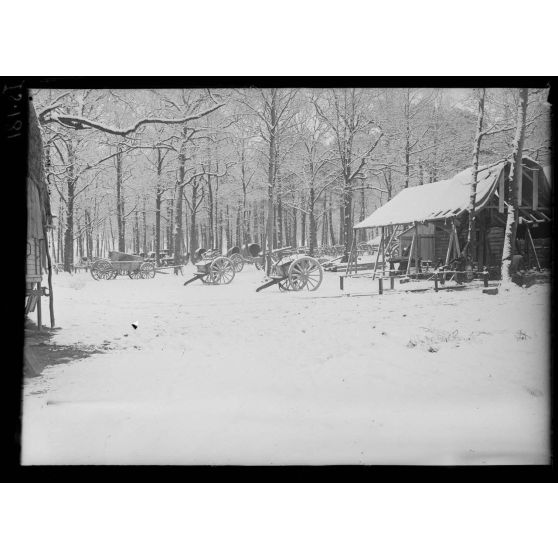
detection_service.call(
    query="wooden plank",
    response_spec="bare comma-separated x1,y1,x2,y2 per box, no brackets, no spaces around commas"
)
406,232,416,276
381,226,386,276
526,226,541,271
371,230,384,280
498,170,505,213
414,221,420,272
532,169,539,210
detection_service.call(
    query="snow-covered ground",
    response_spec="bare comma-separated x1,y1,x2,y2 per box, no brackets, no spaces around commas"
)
21,264,551,465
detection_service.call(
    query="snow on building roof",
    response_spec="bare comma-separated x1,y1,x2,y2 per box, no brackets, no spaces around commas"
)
355,162,505,229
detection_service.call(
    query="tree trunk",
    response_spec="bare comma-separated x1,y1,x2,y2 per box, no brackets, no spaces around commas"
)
189,179,200,263
115,145,125,252
501,88,528,286
266,89,278,274
342,177,353,260
63,142,75,272
467,88,486,258
308,186,316,255
142,196,147,254
174,147,186,265
404,90,411,189
155,148,163,264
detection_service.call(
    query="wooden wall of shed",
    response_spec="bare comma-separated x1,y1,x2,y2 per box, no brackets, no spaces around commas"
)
434,227,450,263
486,226,505,266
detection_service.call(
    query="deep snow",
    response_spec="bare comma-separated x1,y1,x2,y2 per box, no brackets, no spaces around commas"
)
21,264,551,465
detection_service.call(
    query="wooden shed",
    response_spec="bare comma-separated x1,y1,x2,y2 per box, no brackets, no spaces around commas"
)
354,157,552,275
26,101,54,329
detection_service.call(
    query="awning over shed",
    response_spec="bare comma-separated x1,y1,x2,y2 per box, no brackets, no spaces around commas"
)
355,162,505,229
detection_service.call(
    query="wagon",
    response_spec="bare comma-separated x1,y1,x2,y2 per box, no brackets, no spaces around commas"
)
90,251,156,280
256,247,323,292
183,248,236,286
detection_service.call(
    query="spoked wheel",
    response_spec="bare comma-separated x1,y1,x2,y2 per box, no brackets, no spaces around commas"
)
288,256,323,291
128,267,142,279
230,253,244,273
208,256,235,285
278,278,292,291
90,259,113,281
140,262,156,279
254,261,263,271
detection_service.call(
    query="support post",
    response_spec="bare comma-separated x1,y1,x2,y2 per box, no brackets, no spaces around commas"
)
414,221,420,275
390,273,395,290
482,267,489,287
526,225,541,271
339,276,344,290
371,229,384,280
434,272,439,292
378,277,383,295
381,226,386,277
452,219,460,256
445,229,454,266
406,231,416,277
37,280,42,331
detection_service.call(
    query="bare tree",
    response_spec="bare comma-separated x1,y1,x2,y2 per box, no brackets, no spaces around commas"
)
501,88,529,287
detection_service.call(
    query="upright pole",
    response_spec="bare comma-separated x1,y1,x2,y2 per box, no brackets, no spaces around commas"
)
381,226,386,277
372,229,384,280
406,231,416,277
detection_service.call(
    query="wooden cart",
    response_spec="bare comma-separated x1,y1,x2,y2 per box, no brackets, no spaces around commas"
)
90,251,156,280
183,249,236,286
256,247,323,292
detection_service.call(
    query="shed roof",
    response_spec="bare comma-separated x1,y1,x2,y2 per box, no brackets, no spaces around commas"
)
355,162,504,229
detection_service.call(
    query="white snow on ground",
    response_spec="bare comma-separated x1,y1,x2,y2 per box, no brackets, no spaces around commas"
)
21,264,551,465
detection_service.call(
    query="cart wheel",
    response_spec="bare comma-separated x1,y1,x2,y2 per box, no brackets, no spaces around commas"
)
128,268,142,279
288,256,323,291
208,256,235,285
91,259,112,280
278,279,292,291
254,260,263,271
230,253,244,273
140,262,156,279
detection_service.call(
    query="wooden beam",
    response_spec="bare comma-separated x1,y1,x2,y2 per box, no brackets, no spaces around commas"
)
526,226,541,271
414,222,420,272
452,219,460,257
445,229,454,266
532,169,539,210
381,226,386,276
406,231,416,276
371,230,384,280
498,170,505,213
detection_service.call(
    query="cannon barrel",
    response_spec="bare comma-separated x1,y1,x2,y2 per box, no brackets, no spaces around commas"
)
226,246,241,256
241,243,261,258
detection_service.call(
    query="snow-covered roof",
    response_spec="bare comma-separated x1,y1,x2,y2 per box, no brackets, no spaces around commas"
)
355,162,506,229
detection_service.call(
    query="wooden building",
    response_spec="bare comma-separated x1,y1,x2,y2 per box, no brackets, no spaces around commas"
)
354,157,552,275
26,101,54,329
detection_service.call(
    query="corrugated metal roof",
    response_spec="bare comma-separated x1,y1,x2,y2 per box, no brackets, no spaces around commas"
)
355,161,506,229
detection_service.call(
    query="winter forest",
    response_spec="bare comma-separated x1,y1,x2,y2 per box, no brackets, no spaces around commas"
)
33,88,551,271
22,85,552,466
